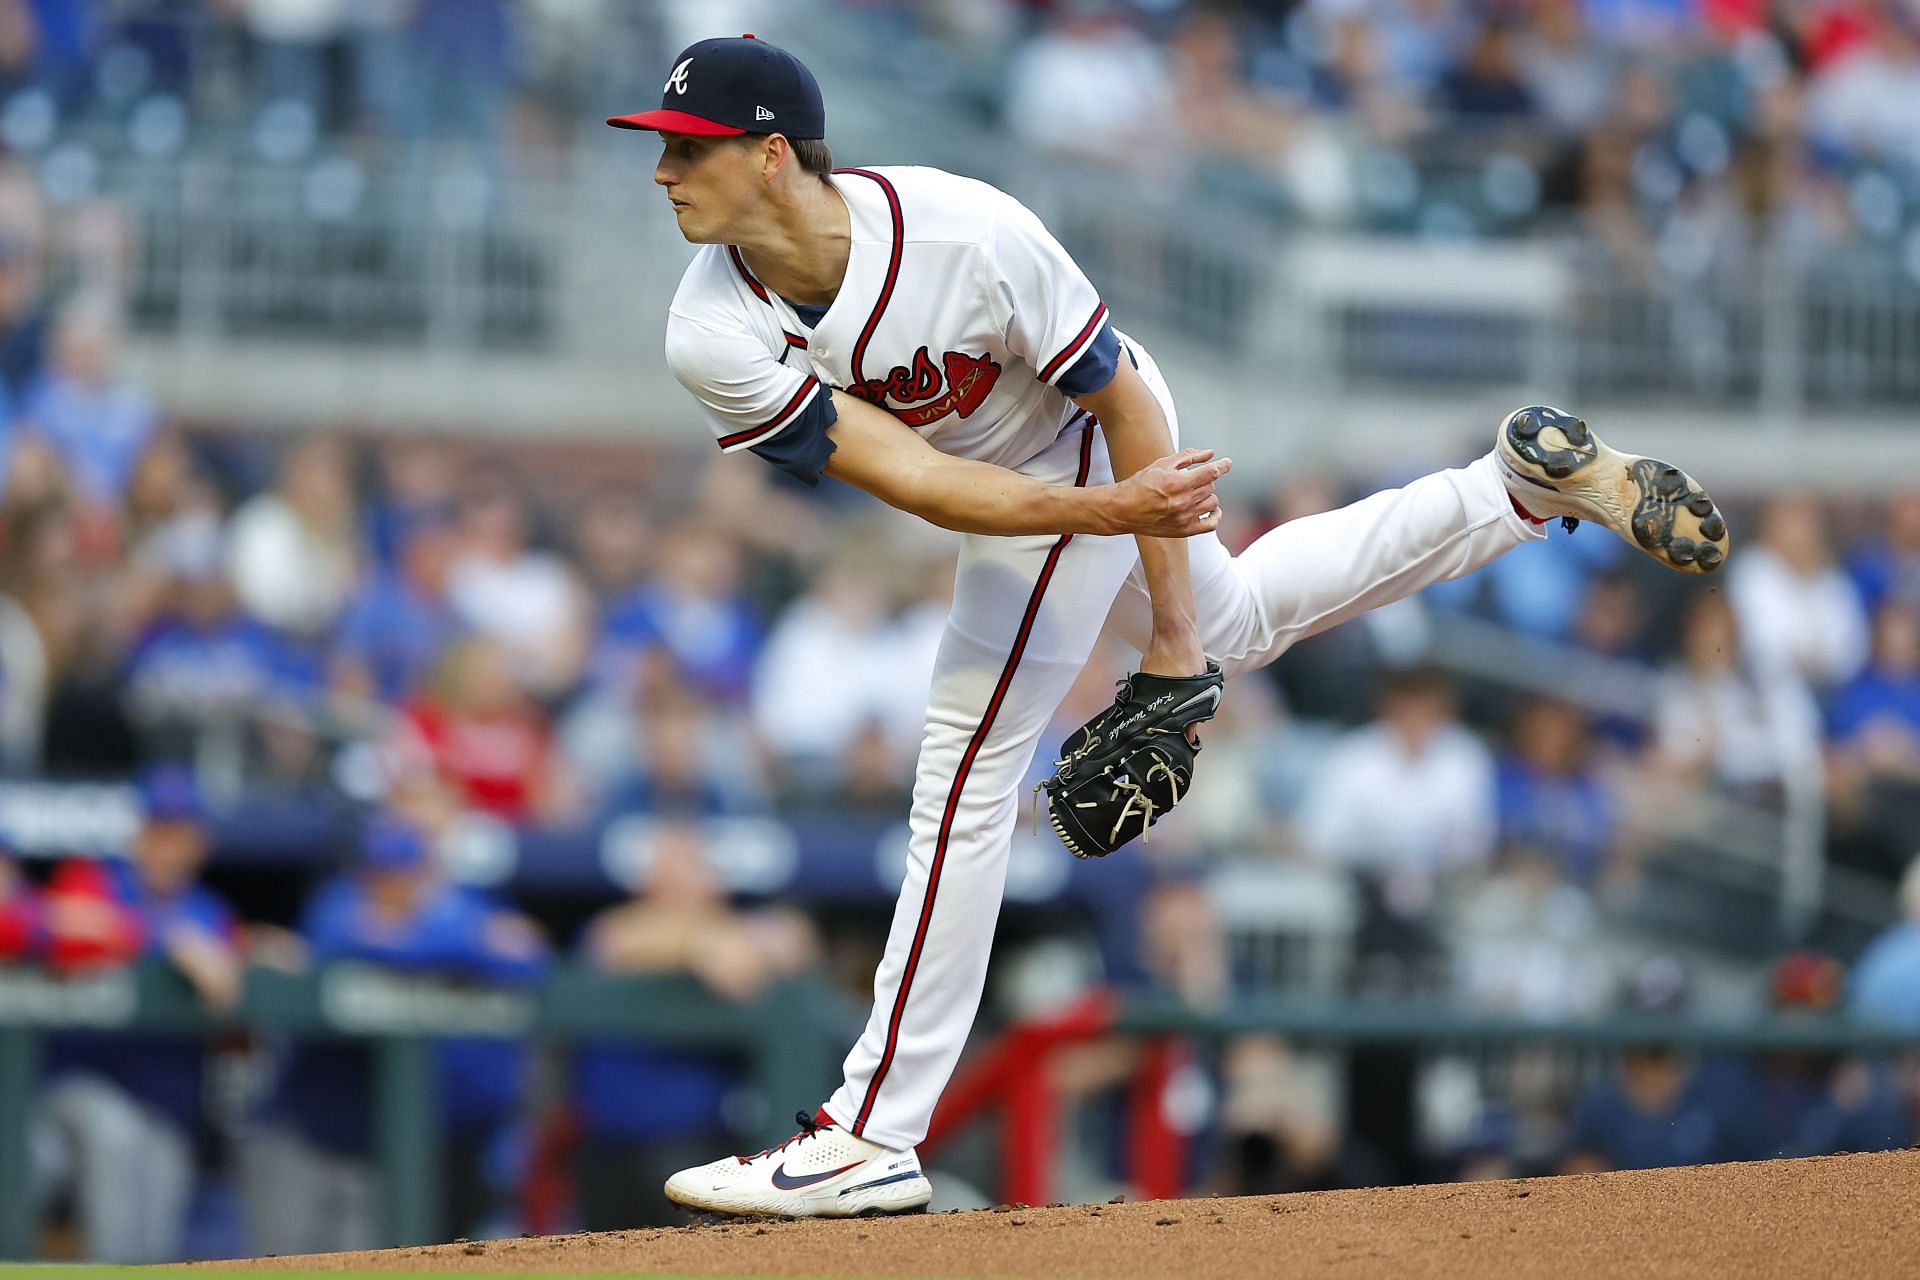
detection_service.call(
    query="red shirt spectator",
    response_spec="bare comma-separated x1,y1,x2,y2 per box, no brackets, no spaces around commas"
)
398,635,555,821
42,858,144,972
0,853,42,960
1802,0,1878,68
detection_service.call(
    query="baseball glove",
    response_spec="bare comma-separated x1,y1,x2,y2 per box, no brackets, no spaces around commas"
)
1038,662,1224,859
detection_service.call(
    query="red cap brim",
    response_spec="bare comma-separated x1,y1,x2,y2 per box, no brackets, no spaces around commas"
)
606,109,746,136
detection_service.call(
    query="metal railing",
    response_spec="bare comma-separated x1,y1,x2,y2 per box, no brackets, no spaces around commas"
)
0,962,849,1255
0,0,1897,440
66,136,1918,439
1425,613,1844,945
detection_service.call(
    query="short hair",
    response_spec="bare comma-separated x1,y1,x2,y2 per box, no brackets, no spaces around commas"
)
790,137,833,175
1380,664,1454,703
741,133,833,176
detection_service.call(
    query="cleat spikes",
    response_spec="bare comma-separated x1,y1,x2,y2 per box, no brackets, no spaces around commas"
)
1496,407,1730,576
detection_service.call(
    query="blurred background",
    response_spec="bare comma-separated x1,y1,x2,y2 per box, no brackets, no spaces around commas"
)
0,0,1916,1263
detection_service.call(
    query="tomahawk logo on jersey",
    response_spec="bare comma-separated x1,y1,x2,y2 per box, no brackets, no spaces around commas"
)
663,165,1121,484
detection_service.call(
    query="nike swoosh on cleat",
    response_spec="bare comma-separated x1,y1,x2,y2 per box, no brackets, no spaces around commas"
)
769,1160,864,1190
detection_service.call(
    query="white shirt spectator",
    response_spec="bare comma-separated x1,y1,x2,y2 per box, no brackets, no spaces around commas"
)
1004,17,1177,169
1453,860,1613,1019
1517,7,1615,135
227,494,358,636
1299,721,1497,873
1653,664,1821,792
751,580,941,770
1807,43,1920,167
245,0,349,40
1728,545,1870,687
447,550,585,694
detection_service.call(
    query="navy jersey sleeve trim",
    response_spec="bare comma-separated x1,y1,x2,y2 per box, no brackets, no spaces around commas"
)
715,376,822,452
748,389,838,487
1053,319,1121,397
1039,302,1110,384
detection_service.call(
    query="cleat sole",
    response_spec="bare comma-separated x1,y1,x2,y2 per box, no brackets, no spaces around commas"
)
1498,406,1731,576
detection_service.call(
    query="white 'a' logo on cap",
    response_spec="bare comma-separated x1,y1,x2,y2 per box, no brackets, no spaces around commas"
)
665,59,692,95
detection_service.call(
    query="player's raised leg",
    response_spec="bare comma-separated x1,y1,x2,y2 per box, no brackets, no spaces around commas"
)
1103,399,1728,674
665,425,1142,1217
1180,451,1546,675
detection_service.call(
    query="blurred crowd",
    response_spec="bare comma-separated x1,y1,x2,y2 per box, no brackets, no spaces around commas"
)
0,0,1911,1265
881,0,1920,257
0,0,669,157
0,273,1916,1250
3,770,822,1258
0,0,1913,255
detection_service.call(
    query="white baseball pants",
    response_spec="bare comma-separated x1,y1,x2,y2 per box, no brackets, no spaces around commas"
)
823,344,1545,1150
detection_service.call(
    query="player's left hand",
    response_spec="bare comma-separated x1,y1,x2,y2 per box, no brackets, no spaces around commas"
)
1106,448,1231,538
1037,662,1224,859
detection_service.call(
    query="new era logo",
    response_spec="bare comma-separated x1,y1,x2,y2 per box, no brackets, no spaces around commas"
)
755,105,775,121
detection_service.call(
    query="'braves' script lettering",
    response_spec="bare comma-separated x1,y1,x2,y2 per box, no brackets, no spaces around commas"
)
848,347,1002,429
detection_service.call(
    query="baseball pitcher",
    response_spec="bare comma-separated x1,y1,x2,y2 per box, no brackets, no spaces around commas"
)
609,34,1728,1219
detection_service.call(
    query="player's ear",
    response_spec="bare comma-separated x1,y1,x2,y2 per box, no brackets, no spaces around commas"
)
760,134,793,183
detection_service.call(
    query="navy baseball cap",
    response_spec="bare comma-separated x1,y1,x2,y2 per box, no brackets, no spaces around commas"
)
360,816,428,873
607,35,825,139
140,765,205,824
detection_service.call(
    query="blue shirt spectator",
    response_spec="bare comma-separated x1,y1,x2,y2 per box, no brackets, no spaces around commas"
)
568,821,817,1228
335,567,466,703
1495,762,1615,882
1495,699,1616,882
602,588,760,706
1852,924,1920,1031
50,770,241,1130
1566,1053,1733,1171
23,0,98,102
25,302,158,504
1485,526,1625,640
272,818,547,1156
600,524,762,705
414,0,517,80
1828,668,1920,744
125,611,320,723
334,507,465,703
1700,1051,1914,1161
1827,607,1920,745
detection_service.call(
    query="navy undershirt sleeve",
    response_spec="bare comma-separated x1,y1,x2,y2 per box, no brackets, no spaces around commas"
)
749,390,838,487
1053,321,1121,397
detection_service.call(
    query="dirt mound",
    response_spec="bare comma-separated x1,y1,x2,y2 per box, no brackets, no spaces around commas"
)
223,1148,1920,1279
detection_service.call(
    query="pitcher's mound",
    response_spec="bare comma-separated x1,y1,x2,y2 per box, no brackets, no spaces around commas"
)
224,1148,1920,1279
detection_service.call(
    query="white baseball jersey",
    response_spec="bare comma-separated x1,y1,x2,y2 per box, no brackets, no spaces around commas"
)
657,163,1541,1153
665,165,1119,480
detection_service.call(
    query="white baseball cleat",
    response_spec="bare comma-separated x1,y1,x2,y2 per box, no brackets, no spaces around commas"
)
663,1110,933,1219
1494,404,1731,575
